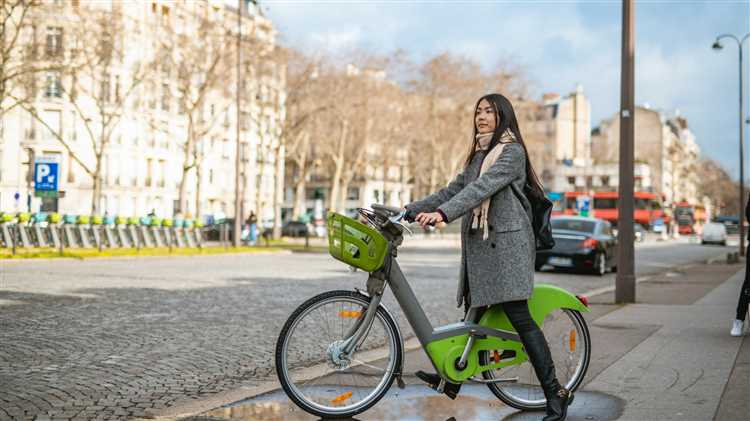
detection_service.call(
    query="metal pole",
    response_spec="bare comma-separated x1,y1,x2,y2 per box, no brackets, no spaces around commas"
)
616,0,636,304
739,44,745,256
233,0,243,248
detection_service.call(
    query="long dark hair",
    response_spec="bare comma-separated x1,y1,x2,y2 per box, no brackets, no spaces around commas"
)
463,93,545,199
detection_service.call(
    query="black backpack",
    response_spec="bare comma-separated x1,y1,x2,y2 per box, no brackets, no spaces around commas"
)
510,183,555,250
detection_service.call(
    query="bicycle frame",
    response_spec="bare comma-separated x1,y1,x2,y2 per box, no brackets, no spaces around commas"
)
345,247,590,384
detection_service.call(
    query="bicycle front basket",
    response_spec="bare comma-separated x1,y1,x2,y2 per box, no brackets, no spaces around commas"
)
327,213,388,272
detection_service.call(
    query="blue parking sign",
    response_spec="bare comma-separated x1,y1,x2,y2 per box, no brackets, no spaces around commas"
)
34,161,59,191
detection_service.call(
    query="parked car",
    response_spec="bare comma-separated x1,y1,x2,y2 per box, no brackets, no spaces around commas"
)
701,222,728,246
536,216,618,276
282,221,310,237
714,215,740,235
611,223,645,242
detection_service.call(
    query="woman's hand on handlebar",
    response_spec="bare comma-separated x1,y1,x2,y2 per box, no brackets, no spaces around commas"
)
415,211,444,229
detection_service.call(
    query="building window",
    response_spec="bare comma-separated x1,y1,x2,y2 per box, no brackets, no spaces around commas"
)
146,158,153,186
45,27,63,57
601,175,610,187
209,169,214,184
44,73,62,98
114,75,121,102
567,176,575,186
161,83,170,112
158,159,166,187
346,187,360,201
100,74,111,102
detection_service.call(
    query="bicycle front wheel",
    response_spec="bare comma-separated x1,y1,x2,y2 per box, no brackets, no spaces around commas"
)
275,290,402,418
481,308,591,411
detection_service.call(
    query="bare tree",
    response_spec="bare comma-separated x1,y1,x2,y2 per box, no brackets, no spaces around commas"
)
160,9,233,216
0,0,44,119
695,158,740,216
15,5,152,214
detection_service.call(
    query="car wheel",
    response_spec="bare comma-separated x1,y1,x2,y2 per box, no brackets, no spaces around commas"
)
721,240,727,246
535,262,544,271
594,253,606,276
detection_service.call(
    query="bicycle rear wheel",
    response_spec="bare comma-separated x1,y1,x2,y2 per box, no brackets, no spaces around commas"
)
481,308,591,411
275,290,402,418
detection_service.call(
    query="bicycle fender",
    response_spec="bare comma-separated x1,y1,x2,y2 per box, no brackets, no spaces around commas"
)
479,283,588,331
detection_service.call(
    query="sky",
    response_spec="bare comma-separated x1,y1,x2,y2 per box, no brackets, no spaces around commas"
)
259,0,750,180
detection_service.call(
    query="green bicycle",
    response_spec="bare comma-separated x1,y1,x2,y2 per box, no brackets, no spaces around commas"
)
275,204,591,418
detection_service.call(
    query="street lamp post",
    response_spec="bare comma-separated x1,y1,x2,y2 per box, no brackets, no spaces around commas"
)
713,33,750,256
616,0,636,304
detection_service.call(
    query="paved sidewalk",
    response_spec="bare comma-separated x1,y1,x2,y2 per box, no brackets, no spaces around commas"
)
191,260,750,421
586,262,749,421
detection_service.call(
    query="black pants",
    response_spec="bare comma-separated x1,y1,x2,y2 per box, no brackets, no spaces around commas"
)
474,300,559,393
473,300,546,337
737,246,750,321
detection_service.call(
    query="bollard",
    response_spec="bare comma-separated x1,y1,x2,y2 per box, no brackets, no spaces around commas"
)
305,230,310,250
58,225,64,256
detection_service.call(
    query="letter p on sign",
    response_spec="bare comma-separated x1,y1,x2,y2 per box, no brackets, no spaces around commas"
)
36,164,51,183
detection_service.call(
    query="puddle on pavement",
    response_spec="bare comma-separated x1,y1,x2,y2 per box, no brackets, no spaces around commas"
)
200,385,623,421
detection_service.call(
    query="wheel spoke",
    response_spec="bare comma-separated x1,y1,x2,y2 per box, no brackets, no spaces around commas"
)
278,293,400,417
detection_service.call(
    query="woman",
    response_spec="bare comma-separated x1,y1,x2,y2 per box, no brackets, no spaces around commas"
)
405,93,572,421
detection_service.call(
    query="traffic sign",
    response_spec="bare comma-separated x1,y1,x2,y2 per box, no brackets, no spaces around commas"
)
34,158,60,192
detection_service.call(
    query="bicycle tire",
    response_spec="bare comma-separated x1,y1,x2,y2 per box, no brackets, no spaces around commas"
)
275,290,403,418
481,308,591,411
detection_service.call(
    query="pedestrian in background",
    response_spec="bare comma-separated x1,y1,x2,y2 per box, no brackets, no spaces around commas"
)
731,195,750,336
247,211,258,246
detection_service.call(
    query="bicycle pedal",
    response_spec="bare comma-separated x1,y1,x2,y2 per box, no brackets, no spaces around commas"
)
443,382,460,400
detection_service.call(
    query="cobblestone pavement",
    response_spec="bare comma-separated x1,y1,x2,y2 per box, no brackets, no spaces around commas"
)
0,242,727,420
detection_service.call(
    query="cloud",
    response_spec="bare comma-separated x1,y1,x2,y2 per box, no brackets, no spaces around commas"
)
263,0,750,178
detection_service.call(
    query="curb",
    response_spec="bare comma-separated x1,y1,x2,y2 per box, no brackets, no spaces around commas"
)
143,337,422,420
0,249,294,264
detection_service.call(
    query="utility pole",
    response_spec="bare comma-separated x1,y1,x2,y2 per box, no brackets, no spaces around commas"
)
712,33,750,256
616,0,636,304
234,0,243,247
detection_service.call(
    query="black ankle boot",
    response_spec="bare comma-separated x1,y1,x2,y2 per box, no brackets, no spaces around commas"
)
415,370,461,399
543,386,573,421
520,329,574,421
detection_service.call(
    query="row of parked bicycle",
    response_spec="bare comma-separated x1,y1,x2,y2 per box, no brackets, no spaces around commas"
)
0,212,205,250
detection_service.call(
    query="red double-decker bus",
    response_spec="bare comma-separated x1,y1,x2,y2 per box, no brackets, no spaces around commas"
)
592,191,669,228
558,191,669,228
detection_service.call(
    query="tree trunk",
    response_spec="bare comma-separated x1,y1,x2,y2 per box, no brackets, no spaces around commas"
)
91,159,103,215
293,167,308,219
272,142,284,239
255,140,266,221
339,178,350,214
178,120,195,214
291,132,310,220
194,162,202,219
329,120,348,212
428,150,439,193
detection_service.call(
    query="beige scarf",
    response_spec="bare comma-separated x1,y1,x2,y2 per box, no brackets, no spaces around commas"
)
472,129,517,240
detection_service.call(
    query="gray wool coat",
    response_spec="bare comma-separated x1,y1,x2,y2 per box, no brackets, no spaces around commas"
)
406,142,535,308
